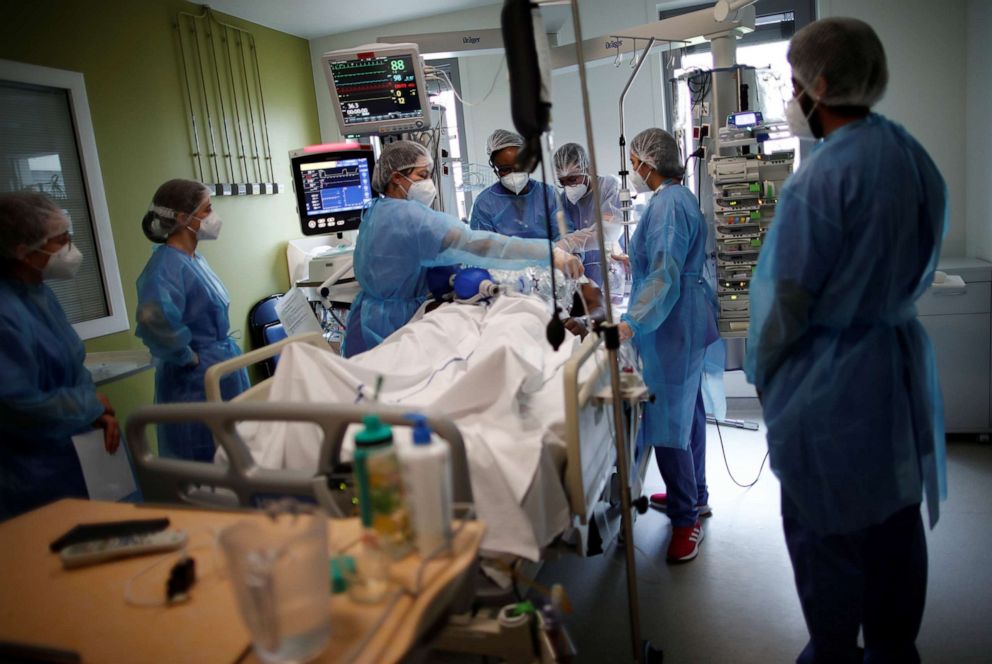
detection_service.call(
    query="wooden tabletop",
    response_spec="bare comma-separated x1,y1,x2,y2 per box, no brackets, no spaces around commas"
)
0,499,483,664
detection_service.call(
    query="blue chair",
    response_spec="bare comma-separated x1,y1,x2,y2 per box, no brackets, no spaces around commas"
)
248,294,284,377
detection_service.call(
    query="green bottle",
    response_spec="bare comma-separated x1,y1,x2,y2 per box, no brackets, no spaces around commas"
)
353,415,412,559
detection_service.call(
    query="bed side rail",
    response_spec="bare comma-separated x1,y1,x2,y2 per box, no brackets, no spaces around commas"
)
204,332,333,402
125,401,473,516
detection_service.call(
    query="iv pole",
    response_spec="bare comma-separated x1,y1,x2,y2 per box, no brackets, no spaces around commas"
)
567,3,660,661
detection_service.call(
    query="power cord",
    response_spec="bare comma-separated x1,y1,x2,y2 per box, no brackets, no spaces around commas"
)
713,418,769,488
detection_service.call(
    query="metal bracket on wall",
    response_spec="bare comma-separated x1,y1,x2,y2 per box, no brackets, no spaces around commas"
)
174,7,282,195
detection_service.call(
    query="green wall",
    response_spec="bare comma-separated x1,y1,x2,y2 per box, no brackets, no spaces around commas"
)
0,0,320,428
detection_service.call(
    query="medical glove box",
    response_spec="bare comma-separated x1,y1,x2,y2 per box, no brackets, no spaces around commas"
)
917,258,992,433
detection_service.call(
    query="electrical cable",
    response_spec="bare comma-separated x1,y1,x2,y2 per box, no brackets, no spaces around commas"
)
425,59,506,108
713,418,769,488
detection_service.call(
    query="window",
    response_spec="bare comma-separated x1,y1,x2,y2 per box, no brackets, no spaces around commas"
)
0,59,127,339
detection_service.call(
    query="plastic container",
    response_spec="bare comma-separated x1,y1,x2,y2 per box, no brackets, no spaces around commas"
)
352,415,412,559
218,509,330,664
398,414,453,558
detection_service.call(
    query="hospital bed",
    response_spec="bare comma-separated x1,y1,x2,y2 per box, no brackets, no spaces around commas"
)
199,299,651,559
126,297,652,662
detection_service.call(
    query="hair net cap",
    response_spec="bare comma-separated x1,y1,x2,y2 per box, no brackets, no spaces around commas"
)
788,17,888,107
630,128,684,179
486,129,524,157
372,141,434,193
553,143,590,179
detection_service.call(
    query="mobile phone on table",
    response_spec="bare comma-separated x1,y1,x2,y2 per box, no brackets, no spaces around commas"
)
49,518,170,553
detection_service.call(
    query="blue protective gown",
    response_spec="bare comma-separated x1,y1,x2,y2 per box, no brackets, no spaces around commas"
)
469,180,565,240
135,245,250,461
0,278,103,519
343,197,562,357
559,175,621,286
744,113,947,535
622,184,719,448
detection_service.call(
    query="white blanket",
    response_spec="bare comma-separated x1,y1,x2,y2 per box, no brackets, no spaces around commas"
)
240,294,579,560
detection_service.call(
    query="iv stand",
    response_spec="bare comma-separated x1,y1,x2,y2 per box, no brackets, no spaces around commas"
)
568,2,661,661
618,36,656,253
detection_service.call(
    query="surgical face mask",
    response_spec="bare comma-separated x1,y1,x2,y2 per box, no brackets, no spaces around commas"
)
403,175,438,207
629,163,652,194
39,243,83,280
190,211,222,240
564,182,588,205
500,172,530,195
786,94,819,141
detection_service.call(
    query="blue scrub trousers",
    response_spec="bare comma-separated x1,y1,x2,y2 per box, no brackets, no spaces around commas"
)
654,389,708,527
782,500,927,664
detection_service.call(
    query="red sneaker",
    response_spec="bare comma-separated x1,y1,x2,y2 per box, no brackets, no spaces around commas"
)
667,520,704,563
650,493,713,518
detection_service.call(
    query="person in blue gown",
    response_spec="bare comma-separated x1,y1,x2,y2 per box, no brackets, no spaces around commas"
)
136,179,249,461
469,129,564,240
342,140,583,357
552,143,622,287
0,191,120,520
618,128,719,563
744,18,947,663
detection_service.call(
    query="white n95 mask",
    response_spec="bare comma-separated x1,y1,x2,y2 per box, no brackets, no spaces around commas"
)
629,165,652,194
195,212,223,240
564,183,588,205
500,172,530,195
41,243,83,280
403,176,437,207
785,96,818,141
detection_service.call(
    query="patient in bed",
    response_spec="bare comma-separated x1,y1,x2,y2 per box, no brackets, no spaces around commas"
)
236,283,598,561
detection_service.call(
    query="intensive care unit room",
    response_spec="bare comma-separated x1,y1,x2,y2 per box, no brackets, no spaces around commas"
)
0,0,990,662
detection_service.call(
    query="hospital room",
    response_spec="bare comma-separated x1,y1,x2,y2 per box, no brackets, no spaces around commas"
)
1,0,990,661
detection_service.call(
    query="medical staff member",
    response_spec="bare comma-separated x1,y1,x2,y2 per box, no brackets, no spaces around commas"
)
0,191,120,520
470,129,564,240
745,19,946,663
552,143,622,286
136,179,249,461
343,140,582,357
618,128,718,563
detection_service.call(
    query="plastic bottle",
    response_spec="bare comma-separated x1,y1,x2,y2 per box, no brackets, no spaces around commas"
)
352,415,413,559
398,414,453,558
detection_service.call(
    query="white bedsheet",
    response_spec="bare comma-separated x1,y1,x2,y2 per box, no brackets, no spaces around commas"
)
239,294,582,560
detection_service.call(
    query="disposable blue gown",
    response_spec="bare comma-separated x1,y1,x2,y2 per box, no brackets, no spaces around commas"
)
136,245,250,461
470,180,564,240
343,197,560,357
744,114,947,535
0,278,103,519
622,185,718,448
559,175,621,286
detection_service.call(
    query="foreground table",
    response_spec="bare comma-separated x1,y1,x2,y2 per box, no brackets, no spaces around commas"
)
0,499,483,664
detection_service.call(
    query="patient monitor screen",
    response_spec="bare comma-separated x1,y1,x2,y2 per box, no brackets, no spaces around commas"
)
328,53,426,132
300,158,372,217
290,148,375,236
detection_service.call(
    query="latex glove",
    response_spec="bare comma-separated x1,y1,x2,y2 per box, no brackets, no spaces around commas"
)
618,322,634,341
553,248,584,279
185,350,200,368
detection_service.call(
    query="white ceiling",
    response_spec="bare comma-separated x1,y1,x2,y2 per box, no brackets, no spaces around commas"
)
206,0,505,40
